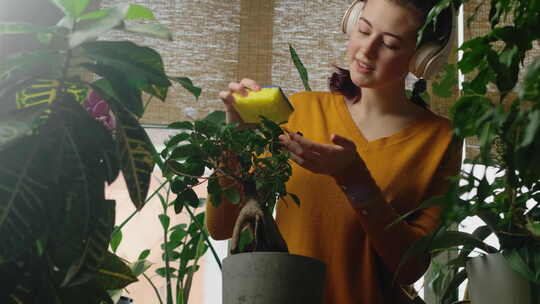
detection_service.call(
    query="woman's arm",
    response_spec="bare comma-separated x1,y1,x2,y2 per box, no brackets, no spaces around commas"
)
336,139,462,284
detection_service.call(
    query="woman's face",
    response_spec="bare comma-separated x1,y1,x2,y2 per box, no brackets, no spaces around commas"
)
346,0,422,89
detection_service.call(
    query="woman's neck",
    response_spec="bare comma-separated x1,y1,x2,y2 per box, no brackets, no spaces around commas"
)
347,83,420,120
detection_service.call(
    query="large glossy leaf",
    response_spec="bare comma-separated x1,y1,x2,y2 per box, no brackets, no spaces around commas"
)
0,105,49,151
82,41,170,101
114,110,155,210
170,77,202,100
85,66,144,118
0,133,56,262
397,230,498,279
96,252,137,290
62,199,115,287
69,7,125,47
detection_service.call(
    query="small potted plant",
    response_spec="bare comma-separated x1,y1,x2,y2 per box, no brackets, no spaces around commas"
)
161,112,326,304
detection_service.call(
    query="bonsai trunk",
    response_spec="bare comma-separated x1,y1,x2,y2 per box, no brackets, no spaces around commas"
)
230,196,288,254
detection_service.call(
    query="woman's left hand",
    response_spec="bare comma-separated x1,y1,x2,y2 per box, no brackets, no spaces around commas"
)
278,132,364,178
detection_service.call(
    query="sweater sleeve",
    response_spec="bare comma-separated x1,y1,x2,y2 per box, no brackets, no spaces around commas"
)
205,154,245,240
338,137,463,284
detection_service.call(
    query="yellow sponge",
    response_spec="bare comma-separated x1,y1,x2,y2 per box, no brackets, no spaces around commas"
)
232,86,294,123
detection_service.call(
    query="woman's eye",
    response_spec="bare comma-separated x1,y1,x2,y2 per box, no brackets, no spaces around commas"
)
383,42,399,50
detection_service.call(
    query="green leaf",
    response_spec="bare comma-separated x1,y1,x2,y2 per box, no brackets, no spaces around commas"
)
178,189,200,208
69,8,124,47
159,214,170,231
170,77,202,100
168,121,194,130
82,41,170,102
0,23,52,35
504,249,540,284
520,56,540,100
51,0,91,18
441,269,467,303
224,188,241,205
130,259,152,277
521,110,540,148
156,266,177,278
77,8,115,22
88,76,143,118
138,249,151,260
526,220,540,238
173,197,185,214
170,144,200,159
432,64,457,98
62,200,116,287
114,109,155,210
0,105,50,151
203,110,226,124
110,229,122,253
96,251,137,290
0,135,53,261
417,0,452,46
123,23,173,41
396,230,497,280
289,44,312,91
122,4,155,20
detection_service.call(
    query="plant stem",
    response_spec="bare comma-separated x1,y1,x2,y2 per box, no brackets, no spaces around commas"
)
113,179,168,234
143,273,164,304
184,205,222,270
143,95,154,114
163,186,174,304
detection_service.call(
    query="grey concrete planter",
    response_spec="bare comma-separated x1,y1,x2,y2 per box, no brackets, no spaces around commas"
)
222,252,326,304
466,253,539,304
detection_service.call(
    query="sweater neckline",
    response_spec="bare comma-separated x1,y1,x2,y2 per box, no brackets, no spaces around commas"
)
335,94,438,150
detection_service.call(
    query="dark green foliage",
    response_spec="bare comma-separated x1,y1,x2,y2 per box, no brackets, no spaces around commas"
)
0,1,203,302
413,0,540,301
163,114,296,216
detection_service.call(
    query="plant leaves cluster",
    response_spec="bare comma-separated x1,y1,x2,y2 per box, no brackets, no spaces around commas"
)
405,0,540,301
163,113,297,217
0,0,201,302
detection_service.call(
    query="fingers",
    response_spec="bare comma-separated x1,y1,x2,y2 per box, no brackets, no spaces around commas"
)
288,132,341,155
228,79,261,97
331,133,356,150
279,133,321,161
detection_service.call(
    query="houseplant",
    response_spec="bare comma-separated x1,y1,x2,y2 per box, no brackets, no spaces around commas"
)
395,0,540,303
0,0,203,302
160,109,326,303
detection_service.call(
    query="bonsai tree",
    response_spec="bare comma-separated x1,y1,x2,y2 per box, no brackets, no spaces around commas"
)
0,0,201,302
394,0,540,302
161,113,298,254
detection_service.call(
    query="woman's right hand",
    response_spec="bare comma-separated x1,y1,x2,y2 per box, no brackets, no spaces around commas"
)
219,78,262,125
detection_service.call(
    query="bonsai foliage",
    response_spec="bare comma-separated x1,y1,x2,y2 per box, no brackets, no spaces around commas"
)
162,113,298,254
0,0,200,302
397,0,540,302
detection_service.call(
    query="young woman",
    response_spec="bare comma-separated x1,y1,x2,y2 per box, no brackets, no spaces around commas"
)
207,0,462,303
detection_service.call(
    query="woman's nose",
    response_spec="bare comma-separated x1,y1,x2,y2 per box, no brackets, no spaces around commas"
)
359,37,378,59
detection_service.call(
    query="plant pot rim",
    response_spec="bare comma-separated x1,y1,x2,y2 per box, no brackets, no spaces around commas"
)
224,252,325,264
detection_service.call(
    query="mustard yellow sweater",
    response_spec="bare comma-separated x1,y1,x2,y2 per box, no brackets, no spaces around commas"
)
206,91,462,304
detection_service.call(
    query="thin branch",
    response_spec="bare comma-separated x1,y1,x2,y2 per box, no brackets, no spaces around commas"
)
143,273,164,304
184,205,222,270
